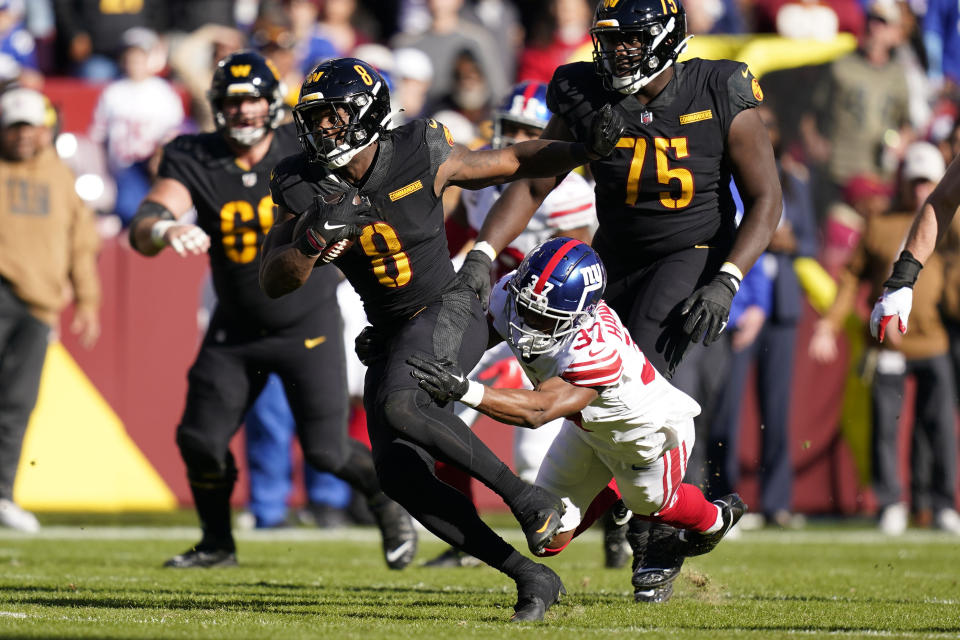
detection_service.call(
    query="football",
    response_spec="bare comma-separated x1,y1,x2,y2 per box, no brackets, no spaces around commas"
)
292,193,357,265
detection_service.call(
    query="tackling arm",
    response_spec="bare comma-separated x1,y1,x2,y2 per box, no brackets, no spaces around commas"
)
472,376,599,429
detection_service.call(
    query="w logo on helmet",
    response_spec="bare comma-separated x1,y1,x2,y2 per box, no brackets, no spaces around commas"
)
603,0,622,7
230,65,251,77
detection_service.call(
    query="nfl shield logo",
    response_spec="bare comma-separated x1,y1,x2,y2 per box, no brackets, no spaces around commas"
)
640,110,653,125
242,173,257,187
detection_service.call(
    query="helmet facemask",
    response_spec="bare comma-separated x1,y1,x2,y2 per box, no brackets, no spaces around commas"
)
591,16,690,94
294,82,389,168
506,281,591,359
214,94,280,147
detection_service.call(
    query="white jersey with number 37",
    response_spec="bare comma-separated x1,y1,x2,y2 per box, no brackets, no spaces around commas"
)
489,274,701,464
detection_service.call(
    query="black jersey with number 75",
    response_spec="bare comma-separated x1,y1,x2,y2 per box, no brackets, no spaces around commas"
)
547,58,763,278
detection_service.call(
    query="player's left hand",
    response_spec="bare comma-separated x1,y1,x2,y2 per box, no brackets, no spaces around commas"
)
407,353,469,404
679,272,740,346
870,286,913,342
70,305,100,349
585,104,625,159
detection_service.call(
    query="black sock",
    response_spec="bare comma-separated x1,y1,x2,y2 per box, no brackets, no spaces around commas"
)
329,438,381,498
187,462,236,550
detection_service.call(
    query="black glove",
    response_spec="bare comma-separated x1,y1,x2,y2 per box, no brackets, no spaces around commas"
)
407,353,469,405
883,250,923,289
679,272,740,346
586,104,625,158
295,187,375,259
355,325,384,366
454,248,493,311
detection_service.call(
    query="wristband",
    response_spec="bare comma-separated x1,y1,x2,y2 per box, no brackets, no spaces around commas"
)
719,262,742,293
150,220,176,248
883,250,923,289
472,241,498,262
720,261,743,281
460,380,485,408
297,228,325,258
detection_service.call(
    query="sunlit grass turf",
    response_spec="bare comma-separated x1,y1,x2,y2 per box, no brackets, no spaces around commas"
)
1,514,959,639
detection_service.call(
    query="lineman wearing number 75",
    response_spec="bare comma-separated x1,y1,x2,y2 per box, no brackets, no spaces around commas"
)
408,237,746,603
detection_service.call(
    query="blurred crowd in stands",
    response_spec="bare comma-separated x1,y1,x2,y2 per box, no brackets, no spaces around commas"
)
2,0,960,535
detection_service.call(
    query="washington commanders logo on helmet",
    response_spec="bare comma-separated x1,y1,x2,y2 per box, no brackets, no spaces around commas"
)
209,50,286,147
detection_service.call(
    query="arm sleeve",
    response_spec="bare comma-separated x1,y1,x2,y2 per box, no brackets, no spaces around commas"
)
423,118,455,174
722,62,763,136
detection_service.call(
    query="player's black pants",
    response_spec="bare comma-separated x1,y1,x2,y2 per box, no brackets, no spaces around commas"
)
603,245,726,379
363,288,531,574
0,278,50,501
175,306,378,546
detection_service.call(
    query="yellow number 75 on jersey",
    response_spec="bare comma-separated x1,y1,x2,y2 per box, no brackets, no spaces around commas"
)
617,136,693,209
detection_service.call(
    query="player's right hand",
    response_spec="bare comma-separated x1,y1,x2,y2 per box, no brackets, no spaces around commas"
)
162,223,210,257
295,187,375,260
586,104,625,159
454,248,494,311
870,287,913,342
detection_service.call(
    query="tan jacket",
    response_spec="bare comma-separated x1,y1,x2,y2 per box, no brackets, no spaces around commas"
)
826,211,948,360
0,146,100,325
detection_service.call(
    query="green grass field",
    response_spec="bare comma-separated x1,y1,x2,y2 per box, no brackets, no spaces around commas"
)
1,515,959,639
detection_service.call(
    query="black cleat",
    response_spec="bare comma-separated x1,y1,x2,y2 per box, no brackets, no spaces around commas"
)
510,485,565,556
163,545,237,569
602,507,630,569
369,494,418,570
634,582,673,603
510,564,566,622
422,546,482,568
632,522,685,589
680,493,747,557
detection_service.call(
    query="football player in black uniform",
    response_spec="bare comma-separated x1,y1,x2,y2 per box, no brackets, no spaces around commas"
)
260,57,623,622
458,0,781,603
128,51,417,571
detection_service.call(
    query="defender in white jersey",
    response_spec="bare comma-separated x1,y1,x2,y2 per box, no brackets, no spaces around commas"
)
409,238,746,602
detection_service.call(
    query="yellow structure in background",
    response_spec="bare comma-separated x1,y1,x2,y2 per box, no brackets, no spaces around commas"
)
568,33,857,77
14,342,177,511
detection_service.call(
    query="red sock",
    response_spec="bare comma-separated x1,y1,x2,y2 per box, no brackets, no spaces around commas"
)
653,483,719,532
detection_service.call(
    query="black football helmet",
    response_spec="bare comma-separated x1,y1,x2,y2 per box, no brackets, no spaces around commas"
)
293,57,392,168
208,50,286,146
591,0,691,95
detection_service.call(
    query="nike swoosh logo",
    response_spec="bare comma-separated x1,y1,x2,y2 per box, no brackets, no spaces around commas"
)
587,347,604,357
385,540,413,563
304,336,327,349
535,513,554,534
324,221,346,230
741,67,749,78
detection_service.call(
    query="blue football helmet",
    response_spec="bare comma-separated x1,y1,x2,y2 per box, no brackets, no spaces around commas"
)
491,81,551,149
507,238,607,357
